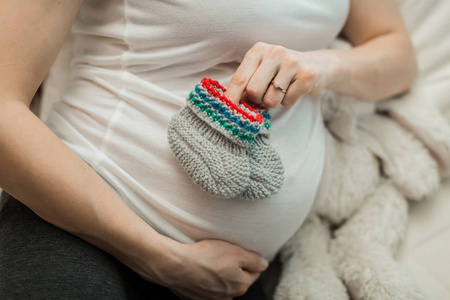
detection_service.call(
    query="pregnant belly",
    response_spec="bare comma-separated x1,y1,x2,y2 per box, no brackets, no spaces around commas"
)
47,88,324,260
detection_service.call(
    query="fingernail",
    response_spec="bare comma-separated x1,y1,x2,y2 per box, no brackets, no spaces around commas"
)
261,258,269,270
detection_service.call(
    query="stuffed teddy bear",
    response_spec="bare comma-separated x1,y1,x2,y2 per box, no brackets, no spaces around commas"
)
273,90,440,300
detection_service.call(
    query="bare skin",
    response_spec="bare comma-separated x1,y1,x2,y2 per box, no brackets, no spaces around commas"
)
224,0,417,107
0,0,416,299
0,1,266,300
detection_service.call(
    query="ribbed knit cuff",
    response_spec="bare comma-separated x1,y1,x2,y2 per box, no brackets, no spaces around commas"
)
186,78,264,147
240,103,272,137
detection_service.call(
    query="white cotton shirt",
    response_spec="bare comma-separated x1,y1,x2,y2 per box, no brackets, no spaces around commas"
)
46,0,349,260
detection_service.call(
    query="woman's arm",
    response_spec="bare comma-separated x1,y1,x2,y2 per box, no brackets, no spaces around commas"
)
0,0,176,283
225,0,417,106
0,2,267,299
325,0,417,101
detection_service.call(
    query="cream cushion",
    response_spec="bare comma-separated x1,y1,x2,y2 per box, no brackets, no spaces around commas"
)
398,179,450,299
395,0,450,298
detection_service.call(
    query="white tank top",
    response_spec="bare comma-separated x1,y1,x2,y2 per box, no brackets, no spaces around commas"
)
46,0,349,260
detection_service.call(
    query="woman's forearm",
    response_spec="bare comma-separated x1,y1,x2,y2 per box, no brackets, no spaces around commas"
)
0,0,180,282
224,6,417,109
310,31,417,102
1,0,179,285
0,100,270,299
320,0,418,102
0,99,179,283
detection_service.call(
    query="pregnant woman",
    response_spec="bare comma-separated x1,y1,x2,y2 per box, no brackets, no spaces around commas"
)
0,0,416,299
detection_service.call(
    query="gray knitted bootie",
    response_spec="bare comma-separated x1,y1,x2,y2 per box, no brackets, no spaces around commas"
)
168,78,264,198
239,105,285,200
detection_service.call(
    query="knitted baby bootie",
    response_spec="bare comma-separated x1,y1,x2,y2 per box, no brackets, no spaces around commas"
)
239,104,285,200
168,78,264,198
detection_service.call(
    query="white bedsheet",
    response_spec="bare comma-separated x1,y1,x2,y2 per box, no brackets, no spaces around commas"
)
394,0,450,298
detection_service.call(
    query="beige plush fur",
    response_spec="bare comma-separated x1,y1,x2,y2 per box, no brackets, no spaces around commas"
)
272,0,450,295
274,89,442,300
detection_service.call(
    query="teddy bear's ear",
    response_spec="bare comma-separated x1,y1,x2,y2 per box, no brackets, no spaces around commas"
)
357,114,440,201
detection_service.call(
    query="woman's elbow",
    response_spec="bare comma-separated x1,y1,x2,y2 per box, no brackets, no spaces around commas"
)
380,36,418,100
399,36,419,95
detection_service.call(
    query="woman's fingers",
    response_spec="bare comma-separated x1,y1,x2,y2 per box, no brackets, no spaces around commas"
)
224,43,266,104
281,77,317,107
263,77,291,108
244,57,279,105
242,270,262,288
226,42,322,108
170,267,262,300
171,240,268,300
239,250,269,273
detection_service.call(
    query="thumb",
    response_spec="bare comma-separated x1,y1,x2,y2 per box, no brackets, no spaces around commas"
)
239,252,269,273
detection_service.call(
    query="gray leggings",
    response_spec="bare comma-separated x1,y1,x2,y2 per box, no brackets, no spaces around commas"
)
0,192,267,300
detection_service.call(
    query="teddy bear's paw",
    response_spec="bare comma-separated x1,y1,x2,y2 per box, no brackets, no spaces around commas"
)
344,262,425,300
331,241,425,300
274,263,349,300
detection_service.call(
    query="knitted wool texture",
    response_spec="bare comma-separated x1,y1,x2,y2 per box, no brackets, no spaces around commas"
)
168,78,284,199
240,105,285,200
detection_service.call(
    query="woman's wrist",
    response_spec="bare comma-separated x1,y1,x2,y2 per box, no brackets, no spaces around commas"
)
303,49,349,93
305,33,417,101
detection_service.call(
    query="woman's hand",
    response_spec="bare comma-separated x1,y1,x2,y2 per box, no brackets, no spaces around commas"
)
224,42,338,108
160,239,268,300
225,0,418,106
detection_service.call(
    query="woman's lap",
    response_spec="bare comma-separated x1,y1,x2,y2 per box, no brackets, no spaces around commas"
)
0,192,267,300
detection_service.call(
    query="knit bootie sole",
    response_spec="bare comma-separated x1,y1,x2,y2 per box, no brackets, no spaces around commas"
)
168,108,251,199
240,106,284,200
241,140,285,200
